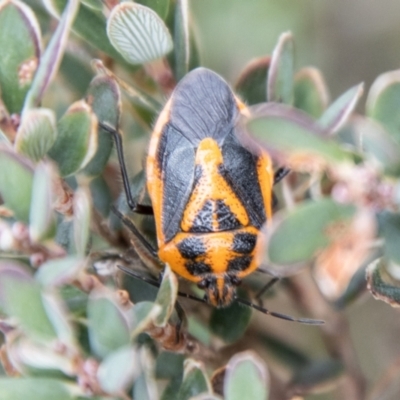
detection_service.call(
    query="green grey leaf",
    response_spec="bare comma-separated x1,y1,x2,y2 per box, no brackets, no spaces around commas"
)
73,187,91,256
268,198,355,266
133,348,159,400
136,0,170,20
83,74,121,176
0,0,41,114
29,162,56,242
131,301,162,338
87,291,131,358
154,265,178,327
15,108,57,162
367,70,400,144
0,263,57,341
177,359,211,400
235,57,270,105
48,100,98,177
224,351,269,400
35,256,85,287
43,0,126,64
107,2,173,65
245,104,350,165
0,146,34,222
294,67,329,118
348,116,400,174
97,346,139,394
267,31,294,104
23,0,79,111
318,83,364,134
173,0,189,81
378,212,400,264
0,378,74,400
210,300,252,344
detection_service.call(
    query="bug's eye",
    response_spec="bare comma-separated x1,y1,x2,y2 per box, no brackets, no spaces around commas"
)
230,276,242,286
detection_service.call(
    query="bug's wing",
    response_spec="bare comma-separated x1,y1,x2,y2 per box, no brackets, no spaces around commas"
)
221,132,268,228
158,125,196,242
168,68,238,145
159,68,239,242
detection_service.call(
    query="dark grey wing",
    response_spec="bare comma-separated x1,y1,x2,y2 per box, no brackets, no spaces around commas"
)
158,68,240,242
156,124,196,243
221,132,267,228
168,68,238,145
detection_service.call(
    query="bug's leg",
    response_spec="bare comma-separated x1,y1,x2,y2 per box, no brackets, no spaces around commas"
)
99,122,153,215
254,277,280,307
112,205,160,264
274,167,290,185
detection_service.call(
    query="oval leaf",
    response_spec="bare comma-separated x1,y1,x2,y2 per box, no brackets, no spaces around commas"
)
29,162,56,242
97,346,139,394
294,67,329,118
0,378,74,400
367,69,400,144
72,187,91,256
23,0,79,110
48,100,98,177
83,74,121,176
210,300,252,344
235,57,270,105
0,263,57,341
318,83,364,134
177,359,212,400
0,146,34,222
87,290,131,358
35,256,85,287
267,198,356,266
43,0,125,64
172,0,189,81
107,2,173,65
154,265,178,327
244,104,350,168
378,211,400,264
0,0,41,113
267,31,294,104
224,351,269,400
15,108,57,162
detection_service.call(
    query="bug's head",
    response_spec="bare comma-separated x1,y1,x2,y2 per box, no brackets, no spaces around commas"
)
197,274,241,307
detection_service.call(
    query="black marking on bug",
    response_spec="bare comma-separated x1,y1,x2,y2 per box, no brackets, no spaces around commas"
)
177,236,206,260
215,199,242,231
220,133,267,228
227,255,252,272
232,232,257,254
185,261,213,276
190,200,214,233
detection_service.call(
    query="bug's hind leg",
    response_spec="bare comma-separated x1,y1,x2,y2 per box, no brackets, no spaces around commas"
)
99,122,153,216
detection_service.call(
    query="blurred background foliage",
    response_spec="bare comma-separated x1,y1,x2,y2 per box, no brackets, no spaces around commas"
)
1,1,400,400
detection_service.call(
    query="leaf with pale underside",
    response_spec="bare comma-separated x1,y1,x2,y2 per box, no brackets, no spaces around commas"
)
107,2,173,65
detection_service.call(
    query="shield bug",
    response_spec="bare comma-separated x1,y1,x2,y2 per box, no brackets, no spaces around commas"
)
101,68,323,324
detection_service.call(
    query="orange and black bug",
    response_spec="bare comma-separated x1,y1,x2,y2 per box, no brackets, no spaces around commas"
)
101,68,323,324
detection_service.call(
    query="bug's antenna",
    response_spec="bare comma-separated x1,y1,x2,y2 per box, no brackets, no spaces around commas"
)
99,121,153,216
116,264,208,305
117,265,324,324
235,296,324,325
